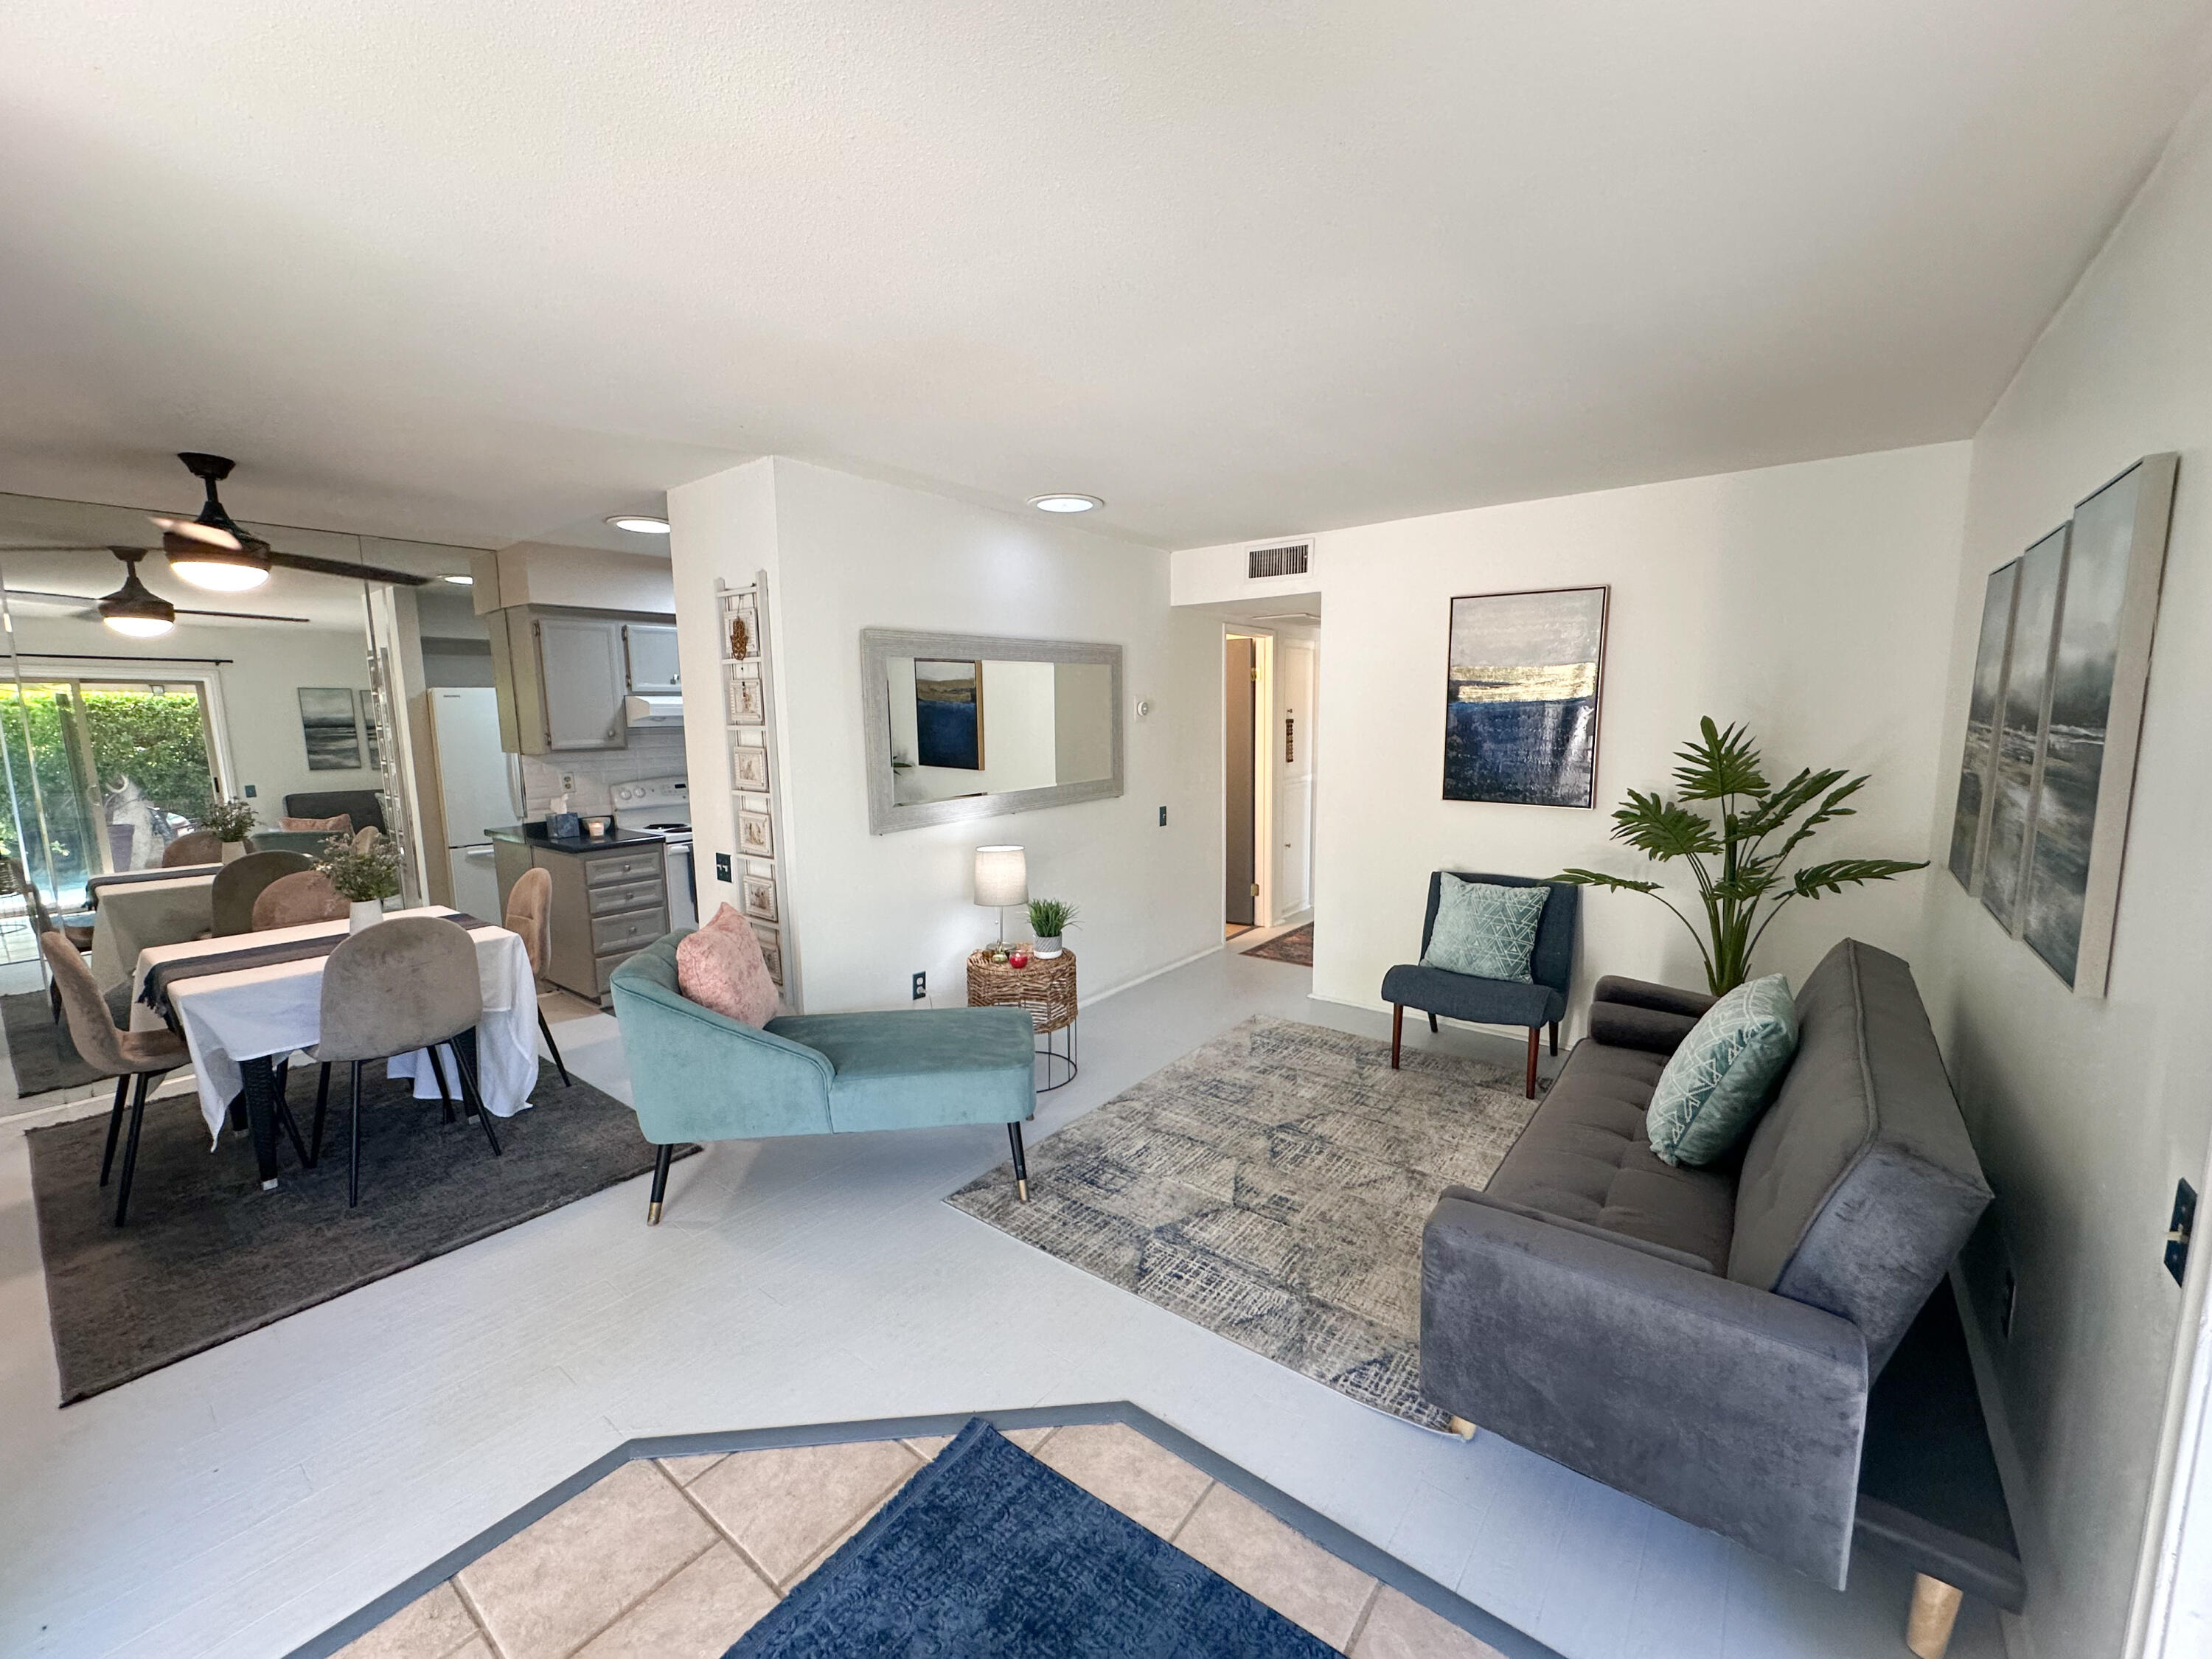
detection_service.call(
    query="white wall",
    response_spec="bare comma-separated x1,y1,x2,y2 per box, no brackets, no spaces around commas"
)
1914,84,2212,1659
670,456,1219,1014
1175,442,1973,1027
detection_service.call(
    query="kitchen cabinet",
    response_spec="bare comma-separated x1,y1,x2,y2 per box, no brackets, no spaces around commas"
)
487,605,675,755
490,826,670,1004
623,624,681,695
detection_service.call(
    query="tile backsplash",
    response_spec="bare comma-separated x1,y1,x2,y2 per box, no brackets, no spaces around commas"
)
518,727,689,815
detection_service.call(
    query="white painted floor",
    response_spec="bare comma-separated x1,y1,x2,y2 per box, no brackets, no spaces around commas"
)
0,945,2000,1659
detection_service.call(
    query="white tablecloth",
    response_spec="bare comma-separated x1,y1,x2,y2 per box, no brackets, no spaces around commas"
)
90,872,218,989
129,907,540,1144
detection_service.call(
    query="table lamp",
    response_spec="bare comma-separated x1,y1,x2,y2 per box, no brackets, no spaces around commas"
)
973,844,1028,946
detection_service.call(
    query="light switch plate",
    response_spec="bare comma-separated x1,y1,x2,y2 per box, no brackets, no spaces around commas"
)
714,852,732,883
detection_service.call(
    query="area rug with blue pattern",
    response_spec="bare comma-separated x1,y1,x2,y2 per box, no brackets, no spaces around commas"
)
725,1416,1335,1658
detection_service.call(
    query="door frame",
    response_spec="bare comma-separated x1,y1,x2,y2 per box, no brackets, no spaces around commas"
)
1223,626,1276,932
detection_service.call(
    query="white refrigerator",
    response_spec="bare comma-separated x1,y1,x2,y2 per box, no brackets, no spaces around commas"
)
428,688,521,920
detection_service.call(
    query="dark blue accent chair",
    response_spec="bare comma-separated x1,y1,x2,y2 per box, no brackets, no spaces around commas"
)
1380,870,1579,1097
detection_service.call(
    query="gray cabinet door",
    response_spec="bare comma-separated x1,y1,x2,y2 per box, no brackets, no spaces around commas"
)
535,617,627,750
623,624,681,695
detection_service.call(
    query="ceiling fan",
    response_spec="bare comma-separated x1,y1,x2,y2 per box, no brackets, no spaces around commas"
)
152,452,434,591
0,453,434,639
0,549,314,636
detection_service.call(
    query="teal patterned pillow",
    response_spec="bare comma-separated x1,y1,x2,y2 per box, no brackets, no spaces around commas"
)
1646,975,1799,1166
1420,877,1548,983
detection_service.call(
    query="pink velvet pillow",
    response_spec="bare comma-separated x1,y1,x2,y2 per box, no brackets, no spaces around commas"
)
676,904,780,1026
281,813,352,832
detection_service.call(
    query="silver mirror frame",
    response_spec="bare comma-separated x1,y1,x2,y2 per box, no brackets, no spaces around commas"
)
860,627,1124,835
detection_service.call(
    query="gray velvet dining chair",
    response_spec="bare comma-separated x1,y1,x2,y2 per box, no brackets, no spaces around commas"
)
210,850,313,936
13,856,96,1025
42,932,195,1225
163,830,223,867
251,869,349,931
306,915,502,1207
502,866,570,1087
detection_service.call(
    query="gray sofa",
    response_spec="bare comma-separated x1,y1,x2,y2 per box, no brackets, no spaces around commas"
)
1419,937,1992,1587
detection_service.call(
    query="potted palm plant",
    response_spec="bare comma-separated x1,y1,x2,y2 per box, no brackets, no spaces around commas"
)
318,831,403,931
1556,718,1926,995
1027,897,1078,959
204,799,259,864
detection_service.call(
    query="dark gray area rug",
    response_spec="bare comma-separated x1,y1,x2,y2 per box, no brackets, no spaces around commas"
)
29,1061,690,1403
948,1015,1537,1431
4,986,111,1098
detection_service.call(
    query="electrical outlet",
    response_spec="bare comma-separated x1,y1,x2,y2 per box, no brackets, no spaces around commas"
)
2000,1270,2017,1339
561,773,576,791
2168,1178,2197,1287
912,970,928,1001
1158,806,1167,827
714,852,732,883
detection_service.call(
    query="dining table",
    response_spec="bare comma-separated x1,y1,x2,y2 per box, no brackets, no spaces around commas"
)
129,905,540,1188
88,867,222,990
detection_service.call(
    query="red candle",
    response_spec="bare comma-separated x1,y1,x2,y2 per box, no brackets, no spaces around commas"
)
1009,950,1030,969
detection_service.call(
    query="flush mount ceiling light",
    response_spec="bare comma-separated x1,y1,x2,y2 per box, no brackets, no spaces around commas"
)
1029,494,1104,514
606,515,671,535
97,549,177,637
442,573,474,585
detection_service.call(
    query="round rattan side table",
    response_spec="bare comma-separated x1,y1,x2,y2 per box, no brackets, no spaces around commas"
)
967,947,1077,1091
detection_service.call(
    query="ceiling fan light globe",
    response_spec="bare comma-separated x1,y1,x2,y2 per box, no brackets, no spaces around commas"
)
168,554,271,592
102,612,175,639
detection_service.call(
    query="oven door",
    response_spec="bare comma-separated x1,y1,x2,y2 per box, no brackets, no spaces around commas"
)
663,838,698,930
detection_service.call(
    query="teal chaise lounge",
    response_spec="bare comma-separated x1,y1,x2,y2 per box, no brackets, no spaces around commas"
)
610,931,1038,1223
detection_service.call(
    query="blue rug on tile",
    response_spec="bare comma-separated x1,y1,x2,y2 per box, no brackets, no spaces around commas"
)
723,1418,1336,1658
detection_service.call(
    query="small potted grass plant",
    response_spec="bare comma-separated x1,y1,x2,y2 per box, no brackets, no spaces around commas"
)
318,830,402,931
1027,897,1077,959
204,799,259,863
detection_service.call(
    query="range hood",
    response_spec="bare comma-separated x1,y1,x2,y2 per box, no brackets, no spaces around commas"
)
624,695,684,728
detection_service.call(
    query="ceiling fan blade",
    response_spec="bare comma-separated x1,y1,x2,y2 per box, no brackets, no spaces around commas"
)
175,608,313,624
0,588,103,608
265,549,431,586
0,545,118,554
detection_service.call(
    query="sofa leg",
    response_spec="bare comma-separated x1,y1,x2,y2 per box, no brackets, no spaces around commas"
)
1524,1028,1540,1098
1427,1011,1439,1034
647,1143,673,1225
1549,1020,1559,1056
1446,1415,1476,1441
1906,1574,1963,1659
1391,1004,1403,1069
1008,1121,1030,1203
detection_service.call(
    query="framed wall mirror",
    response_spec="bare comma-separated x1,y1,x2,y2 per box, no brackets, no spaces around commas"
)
860,628,1123,835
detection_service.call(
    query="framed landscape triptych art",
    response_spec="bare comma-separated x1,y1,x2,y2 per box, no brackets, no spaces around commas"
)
1440,585,1608,810
1948,453,2177,995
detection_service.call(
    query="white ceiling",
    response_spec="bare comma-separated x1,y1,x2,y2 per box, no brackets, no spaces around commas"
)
3,1,2209,552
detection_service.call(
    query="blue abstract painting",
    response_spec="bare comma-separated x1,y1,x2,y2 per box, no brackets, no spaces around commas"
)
1441,587,1607,807
914,658,983,770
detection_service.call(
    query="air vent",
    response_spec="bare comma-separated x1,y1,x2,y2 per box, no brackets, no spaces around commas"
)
1247,542,1311,580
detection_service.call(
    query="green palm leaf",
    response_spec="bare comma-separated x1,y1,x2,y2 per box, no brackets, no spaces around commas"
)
1788,858,1927,898
1607,790,1721,860
1672,717,1767,801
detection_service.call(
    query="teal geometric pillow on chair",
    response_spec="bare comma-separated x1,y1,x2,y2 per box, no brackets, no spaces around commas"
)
1420,875,1549,983
1646,974,1799,1166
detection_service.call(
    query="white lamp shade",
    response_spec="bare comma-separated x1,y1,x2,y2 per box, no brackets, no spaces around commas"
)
973,845,1029,908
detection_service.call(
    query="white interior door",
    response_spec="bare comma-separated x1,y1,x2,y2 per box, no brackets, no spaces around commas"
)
1276,638,1315,919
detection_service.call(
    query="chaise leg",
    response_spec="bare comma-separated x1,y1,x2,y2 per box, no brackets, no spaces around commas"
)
647,1142,673,1225
1524,1028,1540,1098
1008,1121,1030,1203
99,1073,129,1186
1428,1011,1439,1033
1906,1574,1964,1659
1446,1415,1477,1441
1391,1004,1404,1069
1549,1020,1559,1057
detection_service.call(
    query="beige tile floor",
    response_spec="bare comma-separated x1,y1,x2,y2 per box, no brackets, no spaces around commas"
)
335,1422,1506,1659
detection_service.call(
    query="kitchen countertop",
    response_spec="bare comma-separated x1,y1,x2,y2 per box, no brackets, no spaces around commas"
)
488,824,667,854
